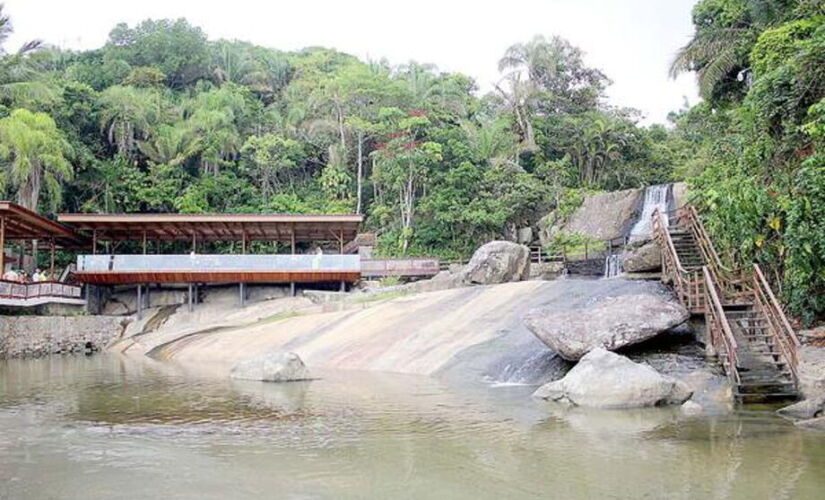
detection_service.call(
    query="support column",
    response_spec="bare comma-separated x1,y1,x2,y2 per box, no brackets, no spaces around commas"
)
188,283,193,312
85,285,91,313
0,216,5,274
239,282,246,307
136,285,143,320
290,226,296,296
142,230,147,255
49,238,55,278
340,280,346,293
92,230,98,255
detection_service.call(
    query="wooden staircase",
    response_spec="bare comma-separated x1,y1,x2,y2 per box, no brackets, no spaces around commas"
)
653,206,800,404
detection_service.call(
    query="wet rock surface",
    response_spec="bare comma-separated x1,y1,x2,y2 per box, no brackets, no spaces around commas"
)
524,292,689,361
622,240,661,273
532,348,692,409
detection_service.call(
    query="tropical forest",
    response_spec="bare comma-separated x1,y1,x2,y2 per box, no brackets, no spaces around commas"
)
0,0,823,322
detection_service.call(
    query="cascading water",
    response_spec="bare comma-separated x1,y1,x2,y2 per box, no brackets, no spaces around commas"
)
603,253,622,278
603,183,672,278
628,184,672,242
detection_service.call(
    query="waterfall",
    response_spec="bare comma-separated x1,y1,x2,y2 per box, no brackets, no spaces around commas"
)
629,184,671,242
604,253,622,278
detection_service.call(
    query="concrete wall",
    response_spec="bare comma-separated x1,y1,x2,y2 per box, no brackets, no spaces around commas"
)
0,315,127,359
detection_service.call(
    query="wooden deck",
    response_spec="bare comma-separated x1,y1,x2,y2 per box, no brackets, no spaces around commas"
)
73,270,361,285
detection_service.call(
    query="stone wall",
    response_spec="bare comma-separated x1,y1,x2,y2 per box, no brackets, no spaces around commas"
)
0,315,127,359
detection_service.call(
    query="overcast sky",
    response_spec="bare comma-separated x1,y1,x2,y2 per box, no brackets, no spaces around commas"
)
4,0,700,124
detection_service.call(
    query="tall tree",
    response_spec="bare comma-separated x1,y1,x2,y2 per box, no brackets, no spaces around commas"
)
0,108,73,210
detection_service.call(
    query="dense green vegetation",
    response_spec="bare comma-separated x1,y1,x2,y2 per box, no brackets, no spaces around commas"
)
669,0,824,323
0,1,822,321
0,8,676,260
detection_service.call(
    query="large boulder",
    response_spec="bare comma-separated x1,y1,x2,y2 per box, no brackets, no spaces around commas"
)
524,293,689,361
621,241,662,273
230,350,311,382
462,241,530,285
777,395,825,421
540,188,643,245
533,348,692,409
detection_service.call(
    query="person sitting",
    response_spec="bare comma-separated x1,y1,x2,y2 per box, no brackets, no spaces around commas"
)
32,269,42,282
2,269,18,282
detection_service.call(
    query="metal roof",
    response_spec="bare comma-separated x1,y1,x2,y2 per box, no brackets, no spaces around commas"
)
57,212,364,243
0,201,88,247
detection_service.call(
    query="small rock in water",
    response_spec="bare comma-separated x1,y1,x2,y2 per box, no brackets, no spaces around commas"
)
777,395,825,421
230,350,311,382
524,293,689,361
795,416,825,431
680,400,704,416
532,348,692,409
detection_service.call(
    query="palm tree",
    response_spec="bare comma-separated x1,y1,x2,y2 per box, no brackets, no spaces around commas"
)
98,86,161,156
0,108,73,210
0,3,50,104
669,0,790,100
138,123,201,167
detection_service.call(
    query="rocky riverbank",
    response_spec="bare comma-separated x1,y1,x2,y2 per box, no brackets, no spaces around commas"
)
0,315,127,358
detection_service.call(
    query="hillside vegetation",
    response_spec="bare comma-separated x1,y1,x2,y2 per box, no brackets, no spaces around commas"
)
0,1,822,321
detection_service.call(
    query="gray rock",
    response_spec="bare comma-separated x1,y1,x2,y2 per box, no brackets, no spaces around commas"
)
524,293,689,361
462,241,531,285
622,241,662,273
517,227,534,245
798,344,825,398
230,350,311,382
680,400,704,416
795,416,825,431
561,188,643,241
533,348,692,409
671,182,689,211
777,395,825,421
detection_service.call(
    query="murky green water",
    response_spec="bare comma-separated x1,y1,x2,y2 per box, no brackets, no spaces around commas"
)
1,355,824,500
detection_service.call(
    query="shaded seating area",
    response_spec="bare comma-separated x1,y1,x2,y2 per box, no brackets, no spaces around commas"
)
1,201,87,308
57,212,365,315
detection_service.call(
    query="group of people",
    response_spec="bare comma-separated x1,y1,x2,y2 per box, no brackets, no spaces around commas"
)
2,268,52,283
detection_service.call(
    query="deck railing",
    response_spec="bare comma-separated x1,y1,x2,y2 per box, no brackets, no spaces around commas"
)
0,280,82,301
752,263,800,382
703,266,741,386
653,207,706,312
77,254,361,273
361,258,440,277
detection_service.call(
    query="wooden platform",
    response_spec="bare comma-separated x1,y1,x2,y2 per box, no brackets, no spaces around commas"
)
73,270,361,285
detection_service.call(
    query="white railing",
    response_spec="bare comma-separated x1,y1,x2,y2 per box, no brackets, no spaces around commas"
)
76,254,361,273
0,280,82,300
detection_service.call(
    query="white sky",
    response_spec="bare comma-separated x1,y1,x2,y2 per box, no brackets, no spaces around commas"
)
4,0,700,124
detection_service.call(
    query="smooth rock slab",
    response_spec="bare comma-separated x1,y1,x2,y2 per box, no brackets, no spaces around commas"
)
777,395,825,421
462,241,530,285
622,241,662,273
533,348,692,409
795,416,825,431
230,350,311,382
524,293,689,361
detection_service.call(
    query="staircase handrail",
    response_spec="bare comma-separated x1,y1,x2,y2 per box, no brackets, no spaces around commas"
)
752,263,800,383
652,208,687,274
678,205,752,303
703,266,741,386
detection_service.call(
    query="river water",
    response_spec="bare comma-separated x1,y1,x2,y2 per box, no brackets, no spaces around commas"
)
2,355,824,500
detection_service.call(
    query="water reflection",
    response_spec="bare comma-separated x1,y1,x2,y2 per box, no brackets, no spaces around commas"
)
1,355,824,500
